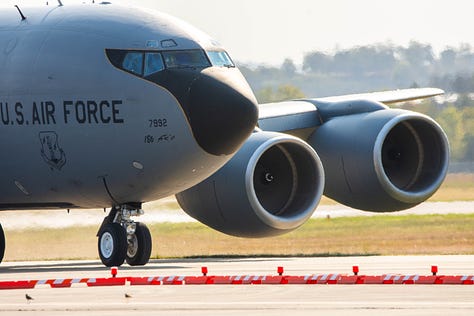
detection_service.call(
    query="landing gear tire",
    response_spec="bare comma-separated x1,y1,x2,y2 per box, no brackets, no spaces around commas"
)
0,223,5,263
126,222,152,266
98,223,127,267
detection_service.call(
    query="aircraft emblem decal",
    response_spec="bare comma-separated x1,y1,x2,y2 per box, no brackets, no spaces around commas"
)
39,131,67,170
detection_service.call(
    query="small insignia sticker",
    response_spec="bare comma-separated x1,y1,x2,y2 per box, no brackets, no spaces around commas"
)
39,131,66,170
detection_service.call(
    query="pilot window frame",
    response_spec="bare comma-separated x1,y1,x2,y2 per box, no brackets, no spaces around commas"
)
144,52,165,76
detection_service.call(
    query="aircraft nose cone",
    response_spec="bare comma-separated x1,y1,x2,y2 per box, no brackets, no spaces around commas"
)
188,68,258,156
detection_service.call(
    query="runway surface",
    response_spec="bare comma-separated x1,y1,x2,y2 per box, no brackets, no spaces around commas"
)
0,256,473,315
1,200,473,229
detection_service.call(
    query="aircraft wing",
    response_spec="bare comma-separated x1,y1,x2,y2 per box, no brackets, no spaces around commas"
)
257,88,444,132
312,87,444,104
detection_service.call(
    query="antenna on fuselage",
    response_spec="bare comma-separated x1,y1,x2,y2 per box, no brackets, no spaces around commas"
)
14,5,27,21
57,0,63,6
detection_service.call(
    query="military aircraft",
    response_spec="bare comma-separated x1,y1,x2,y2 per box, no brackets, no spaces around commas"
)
0,2,449,266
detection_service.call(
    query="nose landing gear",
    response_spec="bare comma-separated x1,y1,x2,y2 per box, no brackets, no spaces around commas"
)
97,205,152,267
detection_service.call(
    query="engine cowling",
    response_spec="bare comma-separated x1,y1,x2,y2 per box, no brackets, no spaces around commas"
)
308,109,449,211
176,131,325,237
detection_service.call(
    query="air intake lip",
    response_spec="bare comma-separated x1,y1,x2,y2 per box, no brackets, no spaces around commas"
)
245,134,325,230
374,112,450,204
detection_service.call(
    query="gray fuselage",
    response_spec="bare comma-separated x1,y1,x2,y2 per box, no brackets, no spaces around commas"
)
0,4,258,209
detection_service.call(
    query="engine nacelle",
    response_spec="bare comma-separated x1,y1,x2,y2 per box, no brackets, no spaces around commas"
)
176,131,324,237
308,109,449,211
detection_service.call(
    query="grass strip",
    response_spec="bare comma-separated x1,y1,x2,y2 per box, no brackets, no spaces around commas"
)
3,213,474,262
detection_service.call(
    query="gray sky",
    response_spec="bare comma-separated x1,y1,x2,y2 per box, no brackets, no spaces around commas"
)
5,0,474,65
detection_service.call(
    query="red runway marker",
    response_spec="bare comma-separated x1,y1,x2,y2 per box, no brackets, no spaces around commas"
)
0,266,473,289
111,267,118,278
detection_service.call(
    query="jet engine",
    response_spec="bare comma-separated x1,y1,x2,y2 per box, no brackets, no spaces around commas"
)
176,131,325,237
308,108,449,211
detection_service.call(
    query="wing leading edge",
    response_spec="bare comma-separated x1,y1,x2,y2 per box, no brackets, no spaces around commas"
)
257,88,444,133
314,87,444,104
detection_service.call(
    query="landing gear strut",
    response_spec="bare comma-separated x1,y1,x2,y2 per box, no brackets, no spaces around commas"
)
97,206,152,267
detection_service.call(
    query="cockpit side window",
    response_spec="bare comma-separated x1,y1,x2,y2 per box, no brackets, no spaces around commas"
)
144,53,165,76
207,51,235,68
122,52,144,76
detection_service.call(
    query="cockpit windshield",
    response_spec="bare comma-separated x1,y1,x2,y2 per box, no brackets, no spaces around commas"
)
106,48,236,78
162,50,211,69
207,51,235,68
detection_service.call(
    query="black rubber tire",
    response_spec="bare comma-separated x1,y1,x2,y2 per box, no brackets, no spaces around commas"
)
0,223,5,263
126,222,152,266
98,223,127,267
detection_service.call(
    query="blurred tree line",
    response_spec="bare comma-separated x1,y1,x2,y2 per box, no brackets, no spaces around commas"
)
237,41,474,162
239,41,474,97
